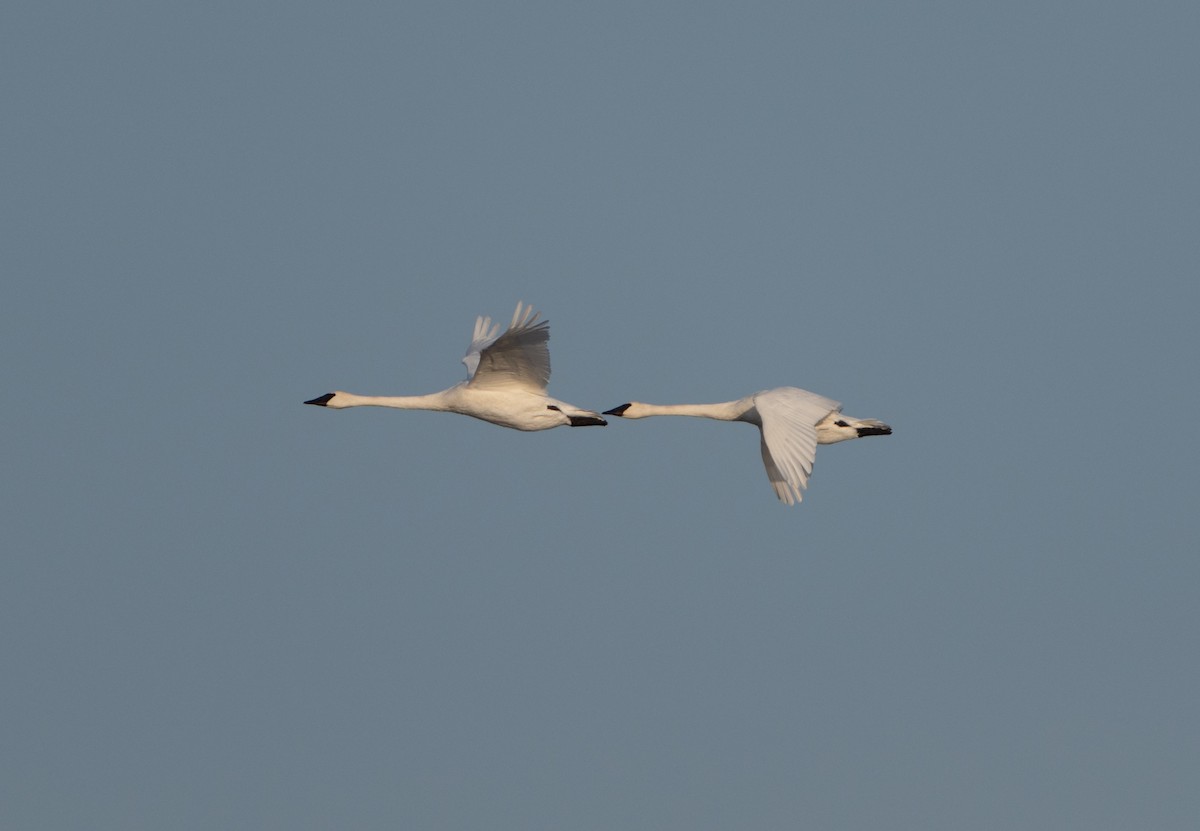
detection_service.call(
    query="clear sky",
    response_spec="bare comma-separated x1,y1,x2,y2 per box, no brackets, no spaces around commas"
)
4,2,1198,829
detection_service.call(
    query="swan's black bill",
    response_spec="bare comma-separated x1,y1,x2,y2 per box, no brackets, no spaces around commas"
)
856,425,892,437
602,403,631,417
305,393,335,406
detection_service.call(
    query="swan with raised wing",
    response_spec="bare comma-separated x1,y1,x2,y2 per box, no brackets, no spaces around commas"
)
305,303,606,430
603,387,889,504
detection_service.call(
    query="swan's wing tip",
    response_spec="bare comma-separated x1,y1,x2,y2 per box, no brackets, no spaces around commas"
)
509,301,545,333
463,313,503,377
772,482,801,505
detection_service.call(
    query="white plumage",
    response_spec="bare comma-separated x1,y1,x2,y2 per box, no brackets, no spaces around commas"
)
603,387,890,504
305,303,606,431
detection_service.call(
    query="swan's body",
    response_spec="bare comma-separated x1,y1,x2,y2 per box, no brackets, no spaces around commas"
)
603,387,890,504
305,303,606,431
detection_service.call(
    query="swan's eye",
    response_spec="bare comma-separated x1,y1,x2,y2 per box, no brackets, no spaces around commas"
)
546,405,561,411
835,420,849,427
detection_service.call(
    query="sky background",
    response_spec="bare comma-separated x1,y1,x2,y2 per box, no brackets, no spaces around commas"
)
4,2,1198,829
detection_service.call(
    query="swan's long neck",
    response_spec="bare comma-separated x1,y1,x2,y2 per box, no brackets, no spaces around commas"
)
333,392,452,411
630,400,747,421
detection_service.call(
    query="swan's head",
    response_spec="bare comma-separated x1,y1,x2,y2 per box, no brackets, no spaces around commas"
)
602,402,644,419
816,416,892,444
304,392,349,409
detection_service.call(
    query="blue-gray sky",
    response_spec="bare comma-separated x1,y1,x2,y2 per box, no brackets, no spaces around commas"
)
4,2,1198,829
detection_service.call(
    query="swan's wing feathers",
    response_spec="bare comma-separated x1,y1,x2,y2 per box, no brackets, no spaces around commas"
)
467,301,552,392
755,387,840,504
462,314,502,378
759,436,801,505
758,419,819,505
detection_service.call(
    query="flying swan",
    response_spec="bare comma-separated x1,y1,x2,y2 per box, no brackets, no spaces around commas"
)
603,388,890,504
305,302,607,430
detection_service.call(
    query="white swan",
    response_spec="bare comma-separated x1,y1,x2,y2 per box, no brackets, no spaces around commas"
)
603,387,890,504
305,303,606,430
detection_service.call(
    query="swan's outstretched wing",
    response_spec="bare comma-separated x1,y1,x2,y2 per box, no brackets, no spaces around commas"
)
755,387,840,505
464,302,551,392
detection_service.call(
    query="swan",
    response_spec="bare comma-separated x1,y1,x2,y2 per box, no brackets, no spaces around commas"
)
305,302,607,430
602,387,890,504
